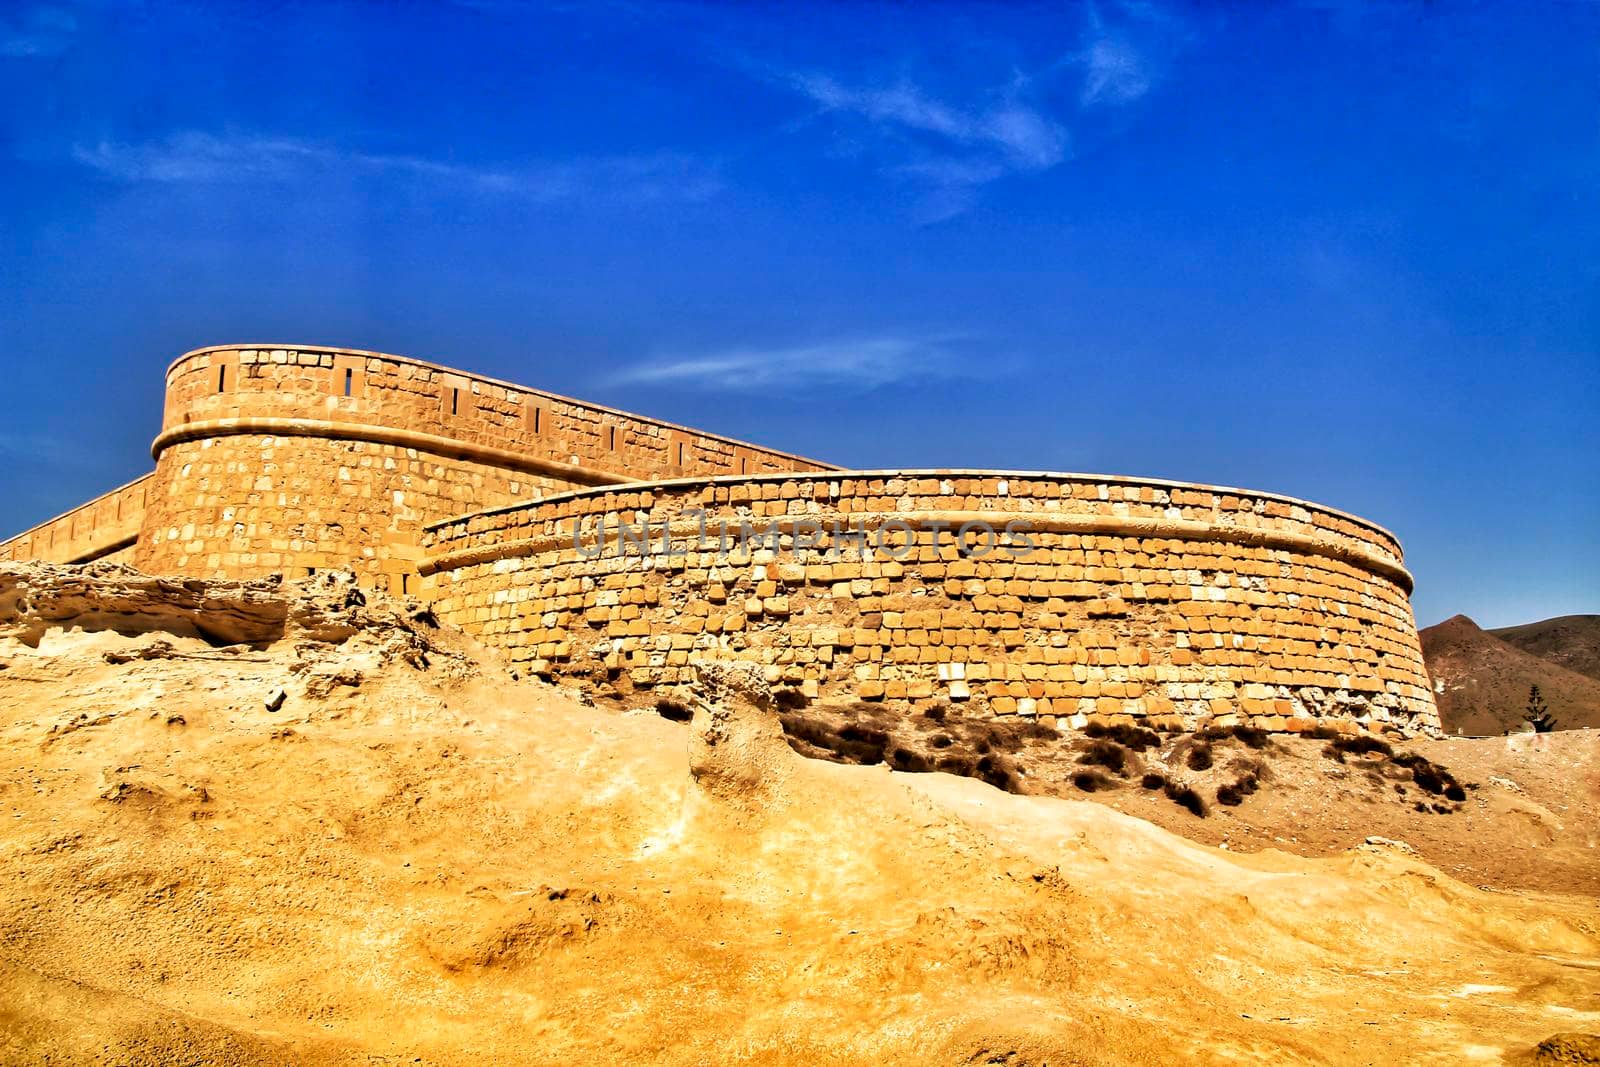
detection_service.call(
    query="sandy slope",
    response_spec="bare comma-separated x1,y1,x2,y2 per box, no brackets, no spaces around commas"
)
0,564,1596,1065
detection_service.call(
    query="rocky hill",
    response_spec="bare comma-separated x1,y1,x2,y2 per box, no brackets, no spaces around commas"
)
1421,614,1600,735
1491,615,1600,684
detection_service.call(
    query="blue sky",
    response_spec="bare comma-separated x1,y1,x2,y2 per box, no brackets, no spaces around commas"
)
1,0,1595,628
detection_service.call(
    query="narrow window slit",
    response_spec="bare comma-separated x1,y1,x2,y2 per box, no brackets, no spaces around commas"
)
451,388,459,416
217,366,226,392
344,368,353,396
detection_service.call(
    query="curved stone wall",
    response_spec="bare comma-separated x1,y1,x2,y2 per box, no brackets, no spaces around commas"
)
133,345,833,589
137,435,571,592
421,470,1439,734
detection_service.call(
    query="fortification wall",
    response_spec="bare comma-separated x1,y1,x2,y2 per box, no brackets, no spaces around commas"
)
0,474,152,565
133,345,834,589
421,470,1439,734
137,436,571,592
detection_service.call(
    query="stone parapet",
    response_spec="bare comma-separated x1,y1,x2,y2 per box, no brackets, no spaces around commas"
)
0,473,152,565
159,345,835,482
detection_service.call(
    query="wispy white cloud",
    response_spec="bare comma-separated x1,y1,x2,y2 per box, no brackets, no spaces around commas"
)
1080,36,1152,106
779,71,1070,222
71,131,722,203
73,133,324,184
754,2,1185,218
792,74,1068,171
606,335,982,393
1076,0,1187,107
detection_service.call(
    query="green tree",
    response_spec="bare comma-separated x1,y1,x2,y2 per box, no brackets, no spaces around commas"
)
1523,684,1557,733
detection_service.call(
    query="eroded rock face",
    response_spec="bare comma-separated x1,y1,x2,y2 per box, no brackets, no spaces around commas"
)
684,660,795,806
0,562,474,683
0,561,287,647
1536,1032,1600,1065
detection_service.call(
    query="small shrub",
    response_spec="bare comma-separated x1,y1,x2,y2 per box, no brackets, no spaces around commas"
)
1017,720,1060,742
889,747,933,773
1085,722,1161,751
977,727,1015,753
773,688,809,710
1309,724,1344,741
839,723,888,746
973,720,1051,753
1431,802,1454,815
1326,735,1393,761
1164,781,1208,817
1392,751,1463,798
936,754,976,777
1072,769,1115,793
1229,756,1266,777
1231,725,1271,749
655,698,693,723
930,734,954,749
976,754,1022,791
837,739,888,764
1140,772,1168,790
779,714,888,765
839,738,887,764
780,715,837,750
1217,771,1261,807
1413,801,1429,813
1197,725,1269,748
922,705,947,723
1078,740,1131,776
1409,764,1445,794
1186,744,1214,771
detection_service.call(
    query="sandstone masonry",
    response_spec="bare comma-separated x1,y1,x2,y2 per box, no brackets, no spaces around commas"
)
0,343,1441,734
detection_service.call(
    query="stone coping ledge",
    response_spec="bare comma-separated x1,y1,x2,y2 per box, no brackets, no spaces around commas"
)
420,508,1415,593
149,418,636,487
423,467,1405,559
168,344,840,472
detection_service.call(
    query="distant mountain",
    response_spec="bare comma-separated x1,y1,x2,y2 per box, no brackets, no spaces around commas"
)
1489,615,1600,684
1419,614,1600,735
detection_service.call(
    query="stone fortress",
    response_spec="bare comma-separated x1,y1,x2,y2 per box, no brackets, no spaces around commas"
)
1,343,1440,735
